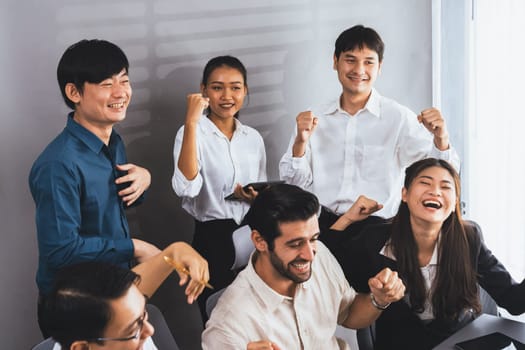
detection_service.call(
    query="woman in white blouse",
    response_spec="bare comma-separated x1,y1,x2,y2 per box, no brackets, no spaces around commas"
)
172,56,267,321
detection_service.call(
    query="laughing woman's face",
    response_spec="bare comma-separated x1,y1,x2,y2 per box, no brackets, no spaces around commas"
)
402,166,457,226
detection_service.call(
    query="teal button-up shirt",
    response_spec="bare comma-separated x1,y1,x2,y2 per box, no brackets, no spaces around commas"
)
29,114,136,294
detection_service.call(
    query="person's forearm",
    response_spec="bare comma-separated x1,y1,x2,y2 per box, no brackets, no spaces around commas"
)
177,122,199,180
132,245,176,297
433,134,450,151
132,238,162,263
342,293,382,329
133,241,209,302
330,216,354,231
292,138,307,158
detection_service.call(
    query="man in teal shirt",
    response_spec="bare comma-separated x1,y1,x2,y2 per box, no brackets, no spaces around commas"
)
29,39,160,335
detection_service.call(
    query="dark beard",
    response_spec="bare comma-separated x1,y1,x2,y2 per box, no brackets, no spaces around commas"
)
268,251,312,284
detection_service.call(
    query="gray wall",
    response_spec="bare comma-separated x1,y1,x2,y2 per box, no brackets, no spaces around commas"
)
440,0,469,212
1,1,433,348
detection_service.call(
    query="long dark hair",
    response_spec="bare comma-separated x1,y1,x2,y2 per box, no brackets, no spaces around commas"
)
390,158,480,320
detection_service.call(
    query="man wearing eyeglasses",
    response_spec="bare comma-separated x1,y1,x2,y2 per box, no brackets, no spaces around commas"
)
41,242,209,350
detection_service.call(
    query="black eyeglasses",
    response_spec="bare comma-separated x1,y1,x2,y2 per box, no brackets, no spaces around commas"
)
88,309,148,343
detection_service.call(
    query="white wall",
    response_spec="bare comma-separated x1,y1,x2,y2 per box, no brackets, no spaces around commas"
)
0,1,433,348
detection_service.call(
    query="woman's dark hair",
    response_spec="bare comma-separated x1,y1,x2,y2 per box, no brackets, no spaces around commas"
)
201,55,248,119
57,39,129,110
390,158,480,320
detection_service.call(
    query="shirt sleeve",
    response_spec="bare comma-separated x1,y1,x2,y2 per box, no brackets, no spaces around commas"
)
317,242,356,324
278,130,313,187
428,143,461,171
171,126,204,198
397,109,461,172
31,161,134,270
202,326,248,350
472,222,525,314
202,299,252,350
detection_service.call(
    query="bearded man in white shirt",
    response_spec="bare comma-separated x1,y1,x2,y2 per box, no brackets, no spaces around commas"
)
279,25,460,247
202,184,405,350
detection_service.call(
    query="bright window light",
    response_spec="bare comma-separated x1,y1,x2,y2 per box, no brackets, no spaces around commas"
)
467,0,525,280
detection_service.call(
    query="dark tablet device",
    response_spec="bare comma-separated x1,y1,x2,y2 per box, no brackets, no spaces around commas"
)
224,181,285,200
455,332,525,350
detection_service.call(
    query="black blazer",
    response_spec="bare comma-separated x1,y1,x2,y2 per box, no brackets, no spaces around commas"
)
337,221,525,350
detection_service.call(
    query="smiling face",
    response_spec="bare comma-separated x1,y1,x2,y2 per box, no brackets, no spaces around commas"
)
333,46,381,99
201,66,247,122
67,69,132,135
87,285,154,350
402,166,458,226
267,215,319,285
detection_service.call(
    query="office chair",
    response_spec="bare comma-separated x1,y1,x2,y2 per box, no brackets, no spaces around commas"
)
30,304,179,350
356,323,376,350
206,288,226,318
147,303,181,349
206,225,253,318
31,337,54,350
479,286,498,316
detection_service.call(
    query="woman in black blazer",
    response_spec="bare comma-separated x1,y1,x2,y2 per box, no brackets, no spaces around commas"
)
333,158,525,349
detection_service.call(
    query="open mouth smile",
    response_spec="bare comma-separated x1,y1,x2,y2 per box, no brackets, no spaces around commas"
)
290,261,310,272
423,200,443,209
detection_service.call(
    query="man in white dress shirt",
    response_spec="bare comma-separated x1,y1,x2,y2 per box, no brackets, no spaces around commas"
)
279,25,460,240
202,184,405,350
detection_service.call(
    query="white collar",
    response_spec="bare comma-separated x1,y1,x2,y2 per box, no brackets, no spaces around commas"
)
380,234,440,267
323,88,381,118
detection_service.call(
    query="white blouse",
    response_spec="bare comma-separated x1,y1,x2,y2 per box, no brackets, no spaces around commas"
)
172,116,267,224
380,238,439,320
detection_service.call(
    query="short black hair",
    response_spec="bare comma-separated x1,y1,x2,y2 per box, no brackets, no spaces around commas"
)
334,25,384,61
42,262,139,348
245,184,319,250
57,39,129,110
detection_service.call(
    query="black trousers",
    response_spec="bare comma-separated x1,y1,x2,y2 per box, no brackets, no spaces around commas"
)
192,218,239,324
318,206,386,265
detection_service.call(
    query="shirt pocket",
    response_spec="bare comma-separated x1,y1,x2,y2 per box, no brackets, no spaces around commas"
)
360,145,391,181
